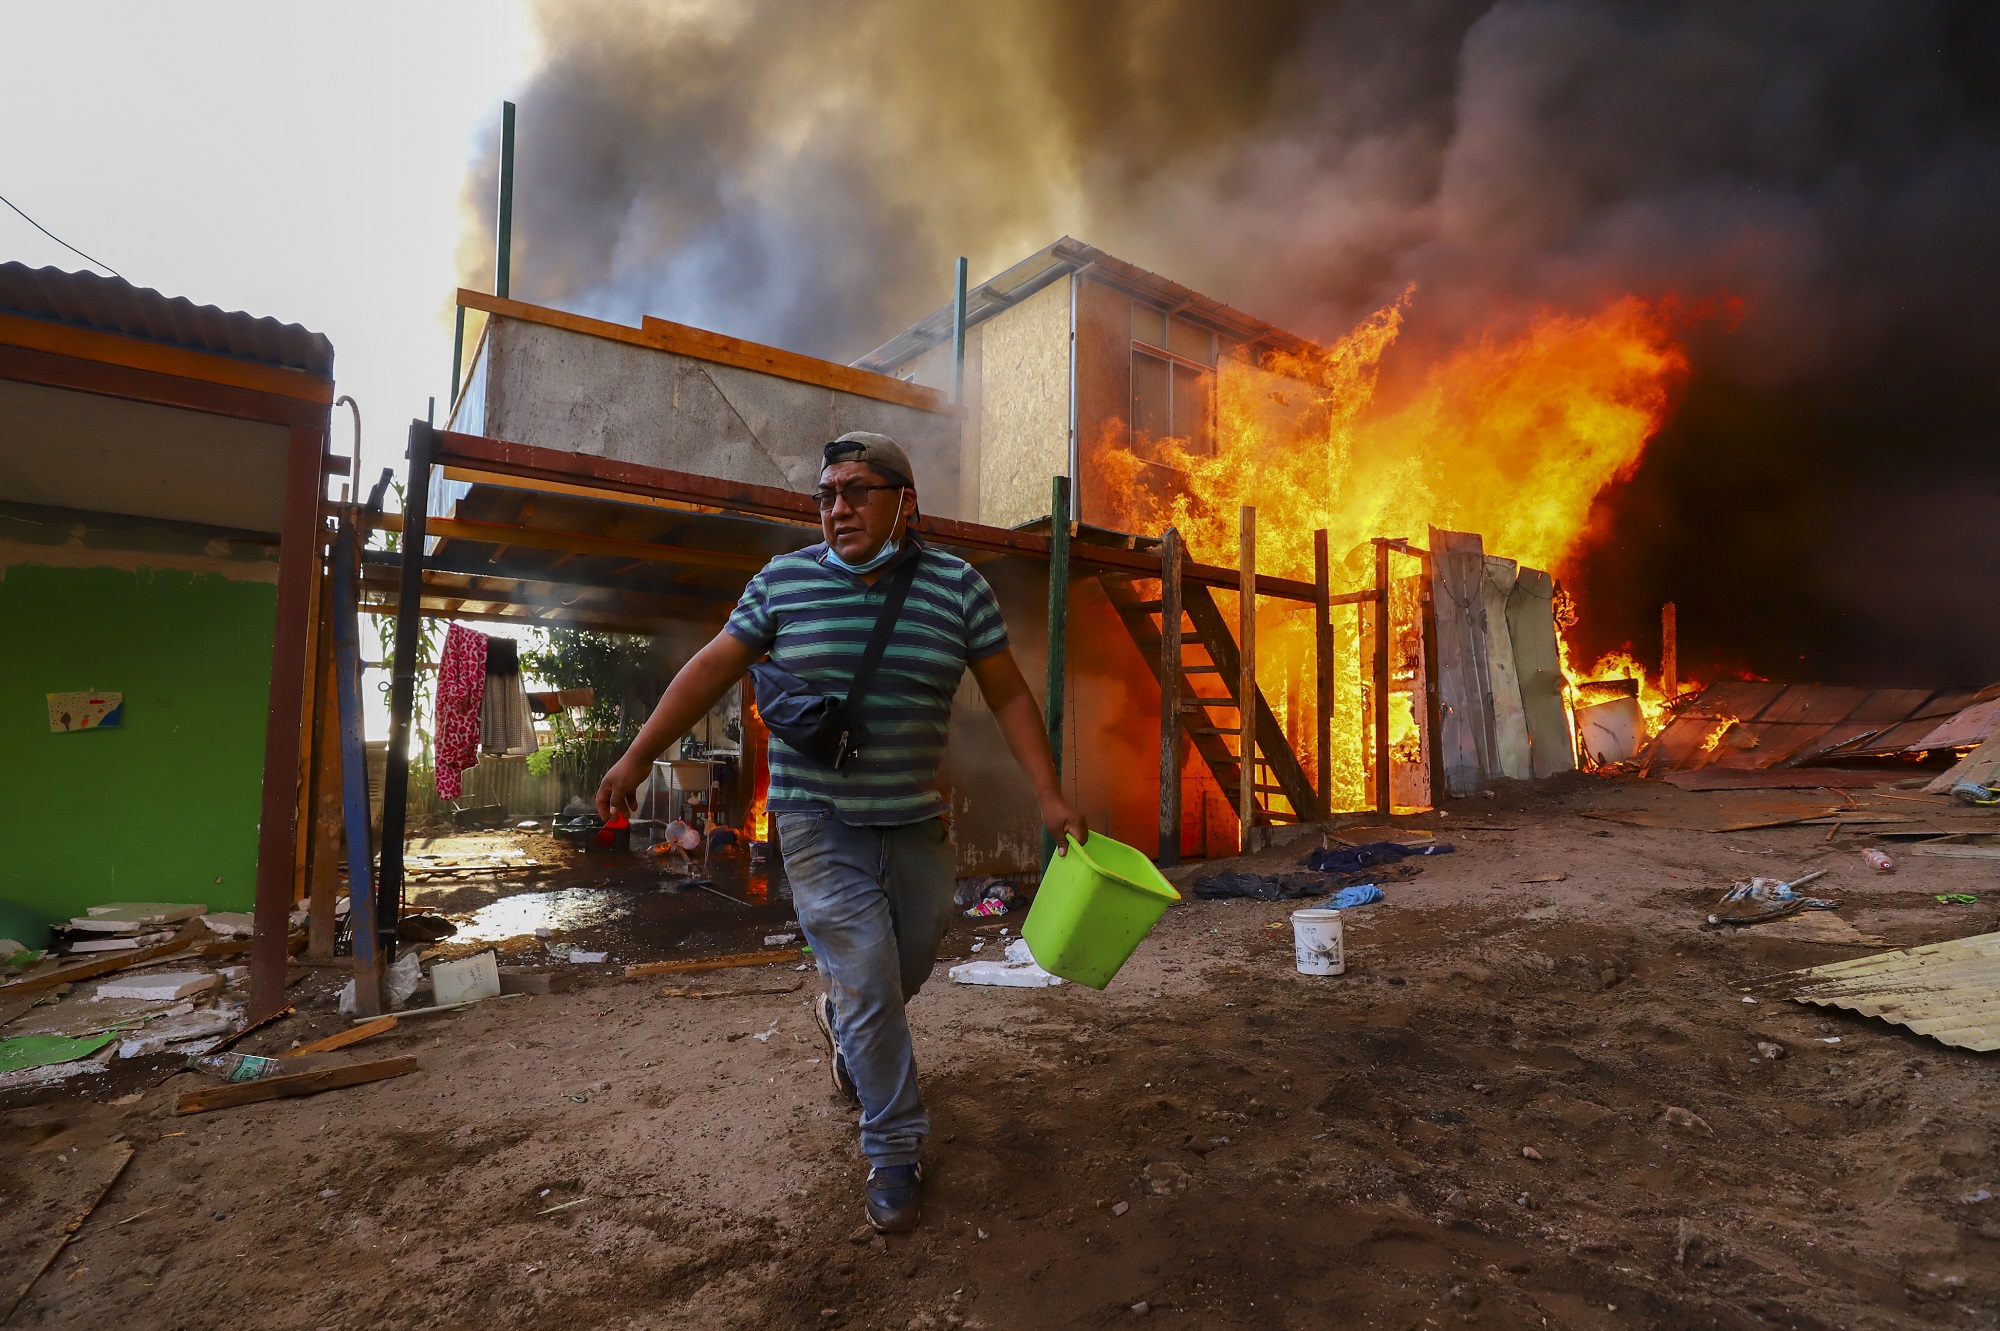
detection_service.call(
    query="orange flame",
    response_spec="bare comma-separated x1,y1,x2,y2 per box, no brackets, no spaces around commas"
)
1098,290,1694,807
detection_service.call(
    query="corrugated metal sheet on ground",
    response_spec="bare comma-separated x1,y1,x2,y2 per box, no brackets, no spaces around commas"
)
1791,931,2000,1051
1651,682,2000,774
0,262,333,375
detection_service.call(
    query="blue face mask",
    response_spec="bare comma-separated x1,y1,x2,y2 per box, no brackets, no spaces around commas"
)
824,536,901,575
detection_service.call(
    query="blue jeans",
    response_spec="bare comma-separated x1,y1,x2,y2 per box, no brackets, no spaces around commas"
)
777,811,956,1167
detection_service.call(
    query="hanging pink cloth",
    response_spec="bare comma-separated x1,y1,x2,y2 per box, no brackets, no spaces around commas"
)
433,624,488,800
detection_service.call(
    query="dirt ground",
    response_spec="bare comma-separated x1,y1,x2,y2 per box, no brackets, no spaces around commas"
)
4,775,1999,1330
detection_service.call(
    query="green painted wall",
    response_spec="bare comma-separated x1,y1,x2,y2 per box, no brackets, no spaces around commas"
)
0,563,275,928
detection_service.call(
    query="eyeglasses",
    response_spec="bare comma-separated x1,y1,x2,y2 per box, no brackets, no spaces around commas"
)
811,483,902,512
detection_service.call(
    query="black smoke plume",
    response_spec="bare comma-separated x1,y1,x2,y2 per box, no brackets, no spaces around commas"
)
465,0,2000,686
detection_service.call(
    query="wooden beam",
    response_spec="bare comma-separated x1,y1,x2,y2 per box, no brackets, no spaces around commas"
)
1158,528,1184,867
174,1055,419,1115
331,523,382,1015
367,513,780,572
249,417,327,1020
0,310,334,403
454,287,951,414
1314,529,1333,820
282,1014,397,1058
1044,476,1072,868
1373,538,1392,817
0,341,321,427
623,948,803,977
1239,506,1258,850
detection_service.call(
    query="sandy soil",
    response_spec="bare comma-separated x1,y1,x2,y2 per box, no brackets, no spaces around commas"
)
4,776,1998,1330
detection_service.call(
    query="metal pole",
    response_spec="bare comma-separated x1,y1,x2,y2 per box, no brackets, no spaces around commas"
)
377,421,434,968
1238,506,1257,852
1158,528,1184,866
1313,529,1332,819
496,101,516,299
1042,475,1072,867
950,256,969,406
1373,538,1391,816
330,522,382,1014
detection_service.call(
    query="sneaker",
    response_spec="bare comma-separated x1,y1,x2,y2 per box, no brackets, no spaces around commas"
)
814,992,858,1103
865,1162,924,1233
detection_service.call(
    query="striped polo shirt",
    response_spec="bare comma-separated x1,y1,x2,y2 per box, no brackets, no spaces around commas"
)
725,538,1010,825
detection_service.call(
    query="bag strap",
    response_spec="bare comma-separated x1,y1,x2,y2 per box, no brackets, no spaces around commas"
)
843,551,921,717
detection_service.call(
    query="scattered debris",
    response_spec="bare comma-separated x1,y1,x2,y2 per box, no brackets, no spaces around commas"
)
284,1015,397,1058
1936,893,1980,905
1111,1201,1130,1217
174,1054,420,1115
199,912,255,938
497,969,576,996
0,1141,133,1323
763,933,798,947
68,902,206,933
1707,871,1838,925
950,939,1063,988
94,971,219,1002
1521,1145,1544,1160
1756,1042,1786,1059
116,1007,245,1059
1303,841,1455,873
624,948,803,978
0,1032,116,1077
1518,873,1567,884
431,952,503,1005
1659,1106,1713,1135
1792,930,2000,1050
1861,848,1894,872
186,1051,283,1082
563,950,610,964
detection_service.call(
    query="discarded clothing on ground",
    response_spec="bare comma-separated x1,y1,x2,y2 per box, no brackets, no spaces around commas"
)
1194,871,1333,902
1321,884,1385,909
1302,841,1455,874
1708,876,1843,925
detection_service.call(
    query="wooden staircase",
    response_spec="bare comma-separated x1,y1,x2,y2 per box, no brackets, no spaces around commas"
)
1100,572,1319,830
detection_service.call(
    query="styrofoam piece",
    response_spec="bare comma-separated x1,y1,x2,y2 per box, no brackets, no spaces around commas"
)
0,1044,116,1090
71,903,206,932
201,912,256,938
430,952,503,1006
948,959,1064,988
117,1007,246,1058
95,971,221,1002
565,950,609,964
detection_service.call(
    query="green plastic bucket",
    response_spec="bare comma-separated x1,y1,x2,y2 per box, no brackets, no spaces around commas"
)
1022,833,1181,990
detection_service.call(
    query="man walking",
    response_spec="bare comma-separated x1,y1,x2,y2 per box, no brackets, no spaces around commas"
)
598,431,1086,1232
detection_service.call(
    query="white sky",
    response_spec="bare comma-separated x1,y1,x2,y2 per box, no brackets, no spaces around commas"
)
0,2,543,739
0,0,536,485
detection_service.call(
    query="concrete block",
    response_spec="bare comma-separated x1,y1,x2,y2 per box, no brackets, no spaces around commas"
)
95,971,220,1002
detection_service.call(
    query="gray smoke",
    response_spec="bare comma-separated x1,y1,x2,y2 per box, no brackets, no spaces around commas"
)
464,0,2000,684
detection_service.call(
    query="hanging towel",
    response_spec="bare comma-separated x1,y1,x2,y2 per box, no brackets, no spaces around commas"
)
434,624,487,799
480,636,539,756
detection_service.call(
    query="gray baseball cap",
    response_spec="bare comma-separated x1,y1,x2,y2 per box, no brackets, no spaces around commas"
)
823,431,914,489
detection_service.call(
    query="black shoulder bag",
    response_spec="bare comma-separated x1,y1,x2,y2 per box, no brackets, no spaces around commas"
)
747,554,920,770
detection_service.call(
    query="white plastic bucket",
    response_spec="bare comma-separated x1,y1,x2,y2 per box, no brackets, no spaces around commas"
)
1291,908,1345,976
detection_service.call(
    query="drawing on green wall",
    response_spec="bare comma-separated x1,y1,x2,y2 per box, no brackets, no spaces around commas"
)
47,692,123,732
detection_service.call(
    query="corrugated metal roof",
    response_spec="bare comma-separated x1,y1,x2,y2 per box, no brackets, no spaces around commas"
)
1649,680,2000,773
1792,931,2000,1051
851,236,1322,374
0,262,333,378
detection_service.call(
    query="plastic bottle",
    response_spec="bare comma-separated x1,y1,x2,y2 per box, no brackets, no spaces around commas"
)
187,1051,283,1082
1862,847,1894,872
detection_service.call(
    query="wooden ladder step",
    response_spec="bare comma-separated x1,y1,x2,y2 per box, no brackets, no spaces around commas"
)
1181,698,1240,711
1128,599,1164,613
1180,665,1223,674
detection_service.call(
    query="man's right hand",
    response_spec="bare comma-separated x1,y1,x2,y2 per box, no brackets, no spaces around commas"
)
596,754,651,820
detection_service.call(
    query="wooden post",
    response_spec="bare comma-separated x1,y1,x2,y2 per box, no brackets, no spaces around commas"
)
1661,601,1678,698
1158,528,1184,866
1238,506,1257,853
1042,475,1072,868
1313,529,1332,819
248,416,326,1021
377,422,434,978
1373,537,1391,817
